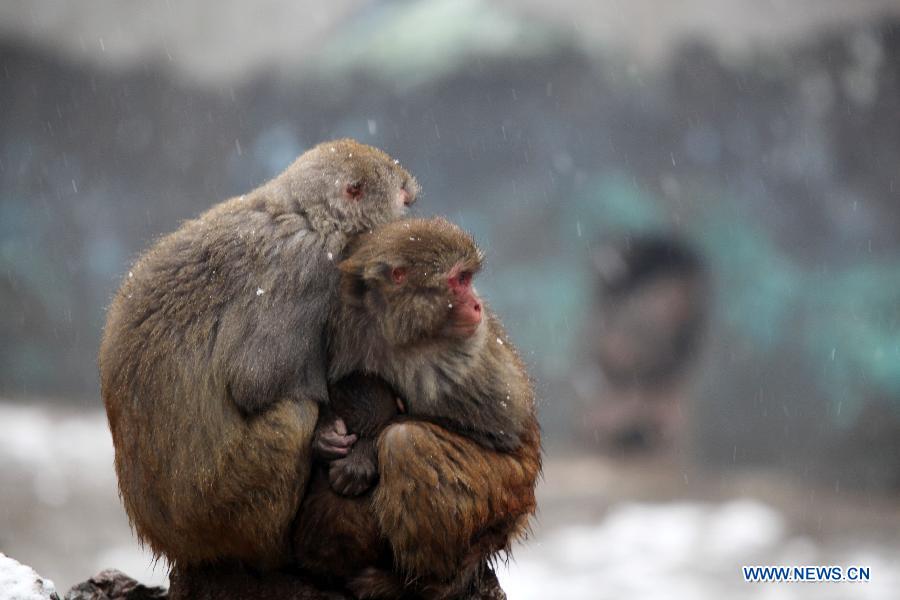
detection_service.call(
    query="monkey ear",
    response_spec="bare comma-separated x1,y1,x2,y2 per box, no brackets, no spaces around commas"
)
339,266,369,305
338,257,385,281
337,257,365,298
390,266,408,284
338,260,392,303
343,181,364,200
362,261,395,284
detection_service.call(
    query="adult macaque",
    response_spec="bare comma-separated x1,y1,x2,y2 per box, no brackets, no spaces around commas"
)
327,217,535,453
294,218,542,598
581,234,707,452
99,139,419,567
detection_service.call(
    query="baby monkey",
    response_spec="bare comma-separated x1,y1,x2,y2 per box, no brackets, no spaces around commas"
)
294,218,539,597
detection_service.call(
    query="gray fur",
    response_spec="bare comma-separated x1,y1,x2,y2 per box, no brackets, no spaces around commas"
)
98,138,418,565
105,138,419,414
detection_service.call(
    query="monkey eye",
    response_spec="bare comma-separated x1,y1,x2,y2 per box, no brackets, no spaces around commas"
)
457,271,473,286
391,266,408,284
344,181,364,199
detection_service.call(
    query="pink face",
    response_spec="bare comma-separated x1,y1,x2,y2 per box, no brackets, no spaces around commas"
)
446,265,482,338
396,186,415,211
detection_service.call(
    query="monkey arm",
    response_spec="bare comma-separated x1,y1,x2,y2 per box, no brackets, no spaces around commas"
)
201,211,347,417
371,417,541,581
219,266,338,414
318,373,401,496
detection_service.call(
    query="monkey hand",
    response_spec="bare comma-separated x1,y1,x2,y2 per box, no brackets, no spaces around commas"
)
313,415,358,461
328,448,378,497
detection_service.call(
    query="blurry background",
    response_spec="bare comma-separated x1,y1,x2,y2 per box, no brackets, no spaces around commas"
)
1,0,899,597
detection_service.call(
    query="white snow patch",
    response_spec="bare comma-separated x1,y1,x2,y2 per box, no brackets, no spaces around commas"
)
496,499,899,600
0,553,57,600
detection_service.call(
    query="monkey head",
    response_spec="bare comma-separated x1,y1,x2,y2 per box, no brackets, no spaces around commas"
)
338,217,486,348
275,138,420,234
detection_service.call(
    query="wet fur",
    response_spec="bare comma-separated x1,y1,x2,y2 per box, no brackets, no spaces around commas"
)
328,218,534,452
100,139,417,566
294,219,542,596
294,378,540,598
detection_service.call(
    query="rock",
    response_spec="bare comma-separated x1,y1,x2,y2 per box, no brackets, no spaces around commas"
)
167,563,507,599
1,556,506,600
63,570,166,600
0,553,59,600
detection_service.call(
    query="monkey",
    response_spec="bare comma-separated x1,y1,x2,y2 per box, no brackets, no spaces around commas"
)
589,234,707,388
579,234,708,452
292,217,542,598
99,138,419,568
290,375,400,587
327,217,535,453
296,378,539,599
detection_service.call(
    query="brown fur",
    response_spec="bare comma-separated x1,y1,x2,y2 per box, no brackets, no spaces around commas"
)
372,418,540,596
294,218,542,597
167,562,349,600
294,383,540,598
328,218,535,452
293,375,397,584
99,139,418,567
166,558,509,600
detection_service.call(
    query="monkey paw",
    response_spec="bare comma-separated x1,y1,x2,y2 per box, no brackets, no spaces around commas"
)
313,416,358,461
328,453,378,497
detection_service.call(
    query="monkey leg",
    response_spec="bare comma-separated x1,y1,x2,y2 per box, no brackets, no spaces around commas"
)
291,470,385,583
371,419,541,582
120,397,319,567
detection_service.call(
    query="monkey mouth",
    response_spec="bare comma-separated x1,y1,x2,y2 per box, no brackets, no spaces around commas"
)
446,320,482,339
394,189,415,214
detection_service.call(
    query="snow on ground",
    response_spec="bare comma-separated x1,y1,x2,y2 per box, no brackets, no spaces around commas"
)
498,499,898,599
1,402,897,598
0,402,165,592
0,553,57,600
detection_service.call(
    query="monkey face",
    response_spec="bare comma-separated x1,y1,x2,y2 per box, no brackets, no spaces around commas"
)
339,218,485,347
298,139,420,234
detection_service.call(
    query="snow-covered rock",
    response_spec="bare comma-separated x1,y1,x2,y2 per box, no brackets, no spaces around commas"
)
0,554,58,600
